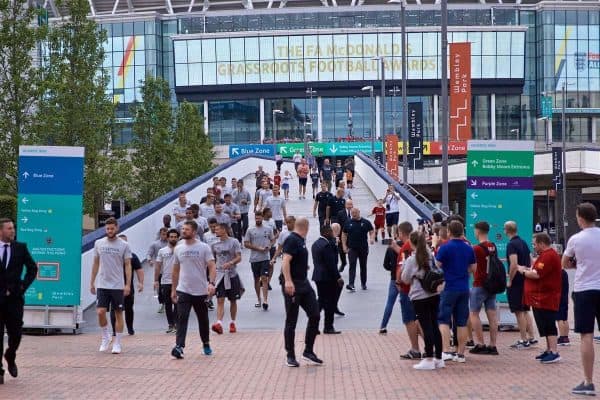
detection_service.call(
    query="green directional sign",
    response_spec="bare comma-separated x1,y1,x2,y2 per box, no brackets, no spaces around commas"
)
541,95,553,119
277,141,382,157
466,140,535,304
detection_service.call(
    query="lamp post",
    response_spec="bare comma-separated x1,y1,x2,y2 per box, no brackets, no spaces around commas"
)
388,0,408,184
440,0,450,214
561,82,568,245
373,56,386,166
362,85,375,158
272,109,284,145
390,86,401,136
305,88,317,156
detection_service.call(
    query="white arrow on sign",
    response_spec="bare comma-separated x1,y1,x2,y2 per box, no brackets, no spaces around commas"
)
330,144,338,154
471,212,478,219
22,171,30,179
470,192,478,200
21,217,28,223
471,160,479,167
470,179,477,186
231,147,240,156
280,146,288,154
21,197,29,204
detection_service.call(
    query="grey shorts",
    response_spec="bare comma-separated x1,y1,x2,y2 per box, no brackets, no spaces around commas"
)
469,286,497,312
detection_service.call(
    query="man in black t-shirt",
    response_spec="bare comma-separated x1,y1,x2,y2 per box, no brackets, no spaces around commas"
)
504,221,537,349
342,208,375,291
313,183,333,228
281,217,322,367
326,188,346,225
111,235,144,336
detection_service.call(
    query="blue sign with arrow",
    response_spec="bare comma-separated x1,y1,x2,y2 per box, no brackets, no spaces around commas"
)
229,144,275,159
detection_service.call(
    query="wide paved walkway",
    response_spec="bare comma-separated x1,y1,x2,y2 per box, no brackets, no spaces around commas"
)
2,173,596,399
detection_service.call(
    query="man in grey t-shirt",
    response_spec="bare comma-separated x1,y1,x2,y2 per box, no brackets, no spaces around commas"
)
171,220,217,359
264,186,287,232
155,229,180,333
210,223,243,334
232,180,252,239
244,211,275,310
90,218,132,355
214,203,232,227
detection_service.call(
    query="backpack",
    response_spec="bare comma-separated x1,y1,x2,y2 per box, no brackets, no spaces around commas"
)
478,243,507,295
418,258,445,294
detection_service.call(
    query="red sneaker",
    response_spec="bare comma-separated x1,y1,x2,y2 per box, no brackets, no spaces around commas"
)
229,322,237,333
211,323,223,335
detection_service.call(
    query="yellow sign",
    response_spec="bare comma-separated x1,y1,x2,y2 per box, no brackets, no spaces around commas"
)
396,141,431,155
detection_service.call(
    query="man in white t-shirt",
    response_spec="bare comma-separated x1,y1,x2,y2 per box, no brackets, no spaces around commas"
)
271,216,296,266
90,218,132,354
384,185,400,239
173,191,191,223
563,203,600,397
171,220,217,359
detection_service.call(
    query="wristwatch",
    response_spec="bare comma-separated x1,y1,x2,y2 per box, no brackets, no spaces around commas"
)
208,281,215,286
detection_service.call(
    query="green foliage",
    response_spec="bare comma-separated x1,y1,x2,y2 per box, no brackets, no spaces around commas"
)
173,101,215,184
0,0,46,196
34,0,131,220
0,195,17,222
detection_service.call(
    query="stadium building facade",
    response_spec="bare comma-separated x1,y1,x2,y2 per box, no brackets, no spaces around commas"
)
49,1,600,148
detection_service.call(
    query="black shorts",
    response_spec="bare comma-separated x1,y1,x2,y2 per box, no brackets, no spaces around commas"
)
507,274,530,312
533,308,558,337
299,177,308,186
251,260,270,278
573,290,600,334
557,291,569,321
385,212,399,226
216,275,244,301
275,220,283,231
311,180,319,188
96,288,124,311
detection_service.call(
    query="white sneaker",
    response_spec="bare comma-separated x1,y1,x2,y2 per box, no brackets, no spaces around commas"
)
99,337,111,352
434,359,445,369
452,354,466,363
413,359,436,370
111,342,122,354
442,352,454,361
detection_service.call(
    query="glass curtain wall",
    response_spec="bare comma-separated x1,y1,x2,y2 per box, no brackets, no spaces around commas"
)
265,98,317,142
208,100,260,145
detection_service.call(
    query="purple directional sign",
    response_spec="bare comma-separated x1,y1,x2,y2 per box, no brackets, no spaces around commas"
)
467,177,533,190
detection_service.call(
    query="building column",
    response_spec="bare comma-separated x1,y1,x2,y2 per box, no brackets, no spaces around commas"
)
490,94,496,140
317,96,323,141
592,117,598,143
203,100,209,135
433,95,439,141
260,98,265,144
547,117,553,145
375,96,381,139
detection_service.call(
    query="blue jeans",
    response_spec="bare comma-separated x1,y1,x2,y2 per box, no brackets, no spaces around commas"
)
380,280,400,329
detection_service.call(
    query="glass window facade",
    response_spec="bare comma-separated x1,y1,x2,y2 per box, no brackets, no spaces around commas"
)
208,100,260,145
265,98,317,143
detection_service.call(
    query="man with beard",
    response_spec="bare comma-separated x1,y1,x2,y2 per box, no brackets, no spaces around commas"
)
155,229,180,333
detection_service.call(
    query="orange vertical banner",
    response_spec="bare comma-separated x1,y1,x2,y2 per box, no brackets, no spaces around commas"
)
449,42,472,141
385,135,399,181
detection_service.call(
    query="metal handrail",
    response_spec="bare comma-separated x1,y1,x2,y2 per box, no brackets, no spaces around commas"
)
368,155,448,218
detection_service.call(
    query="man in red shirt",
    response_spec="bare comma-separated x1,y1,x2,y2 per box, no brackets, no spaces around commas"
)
519,232,562,364
390,221,422,359
469,221,499,355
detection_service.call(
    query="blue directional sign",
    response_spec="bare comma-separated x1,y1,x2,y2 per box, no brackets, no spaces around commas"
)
229,144,275,159
17,146,85,306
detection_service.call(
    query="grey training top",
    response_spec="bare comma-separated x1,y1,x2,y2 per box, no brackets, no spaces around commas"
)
94,237,132,290
244,225,274,262
400,253,438,301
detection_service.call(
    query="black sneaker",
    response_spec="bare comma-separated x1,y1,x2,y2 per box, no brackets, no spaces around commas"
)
465,340,475,348
262,303,269,311
346,284,356,292
206,299,214,310
486,346,499,355
469,344,487,354
302,351,323,365
527,338,539,346
286,356,299,367
572,382,596,396
361,285,367,290
171,345,184,359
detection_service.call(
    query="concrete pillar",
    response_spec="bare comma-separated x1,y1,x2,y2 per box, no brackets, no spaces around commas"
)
317,96,323,141
260,98,265,143
203,100,209,136
375,96,381,139
433,95,439,141
490,94,496,140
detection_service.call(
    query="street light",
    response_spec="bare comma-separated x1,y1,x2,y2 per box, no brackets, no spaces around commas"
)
362,85,375,158
440,0,449,214
389,0,408,184
305,88,317,156
272,109,284,144
373,56,386,167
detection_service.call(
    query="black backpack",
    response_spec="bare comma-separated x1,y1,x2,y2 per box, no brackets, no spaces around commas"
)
419,258,445,294
478,243,507,295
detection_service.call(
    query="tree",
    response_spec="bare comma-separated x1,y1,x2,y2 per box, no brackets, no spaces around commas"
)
173,101,214,186
34,0,130,221
130,75,175,207
0,0,45,195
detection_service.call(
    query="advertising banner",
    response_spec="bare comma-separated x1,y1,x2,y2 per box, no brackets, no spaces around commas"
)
229,144,275,158
466,140,534,303
408,102,424,170
385,134,399,180
449,42,472,141
277,141,382,157
552,146,563,190
17,146,85,306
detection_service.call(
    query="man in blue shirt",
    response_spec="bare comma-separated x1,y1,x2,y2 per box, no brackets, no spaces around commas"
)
435,220,476,363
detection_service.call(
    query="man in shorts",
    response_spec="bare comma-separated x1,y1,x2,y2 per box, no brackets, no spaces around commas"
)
297,159,310,200
244,211,275,310
90,217,132,354
564,203,600,396
505,221,537,349
384,185,400,239
211,223,243,335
